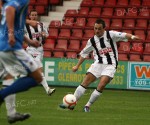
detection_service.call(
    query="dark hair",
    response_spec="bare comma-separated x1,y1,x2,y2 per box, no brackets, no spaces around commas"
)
95,18,106,28
29,9,38,15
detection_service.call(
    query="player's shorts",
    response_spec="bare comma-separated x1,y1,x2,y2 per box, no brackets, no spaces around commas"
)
26,46,43,68
87,62,116,78
0,49,38,78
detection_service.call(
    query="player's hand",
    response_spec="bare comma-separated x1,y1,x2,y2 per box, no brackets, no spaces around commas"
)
8,34,15,47
30,40,40,48
72,66,79,72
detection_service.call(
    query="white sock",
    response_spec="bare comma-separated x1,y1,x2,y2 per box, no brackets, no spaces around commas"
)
3,79,16,116
85,89,102,107
41,73,50,93
74,85,86,101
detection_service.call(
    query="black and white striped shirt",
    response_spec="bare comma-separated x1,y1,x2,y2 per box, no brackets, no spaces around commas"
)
80,30,128,67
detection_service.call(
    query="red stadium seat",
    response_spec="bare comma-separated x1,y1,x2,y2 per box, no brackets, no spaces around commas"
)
43,39,56,51
58,29,71,39
80,0,93,7
139,9,150,18
122,29,132,34
130,42,143,53
110,19,122,29
146,30,150,41
78,7,89,17
134,30,145,35
129,0,141,6
143,43,150,54
66,52,78,59
80,40,87,50
36,0,48,5
35,6,46,15
29,0,36,5
53,51,65,58
49,0,60,5
102,18,110,29
65,9,77,17
94,0,104,6
74,18,86,28
126,8,138,17
54,39,68,51
136,19,147,29
88,8,101,17
86,18,97,28
48,28,59,39
123,19,135,28
67,39,80,51
143,55,150,62
62,17,74,27
118,41,130,53
105,0,116,6
142,0,150,6
43,51,52,57
118,53,128,61
49,20,61,28
70,29,83,39
129,53,142,61
101,8,114,17
117,0,128,6
83,30,94,39
114,8,126,17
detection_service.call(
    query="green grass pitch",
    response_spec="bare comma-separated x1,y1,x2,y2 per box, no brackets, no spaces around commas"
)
0,86,150,125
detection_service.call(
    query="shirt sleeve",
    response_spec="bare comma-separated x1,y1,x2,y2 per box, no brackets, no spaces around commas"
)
42,23,49,37
109,30,128,42
80,39,93,58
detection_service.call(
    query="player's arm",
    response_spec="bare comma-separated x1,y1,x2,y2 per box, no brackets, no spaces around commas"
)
26,19,38,27
6,6,15,46
125,33,142,41
72,40,93,72
24,35,40,48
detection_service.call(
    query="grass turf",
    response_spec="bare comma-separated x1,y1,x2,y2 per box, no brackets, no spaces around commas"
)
0,86,150,125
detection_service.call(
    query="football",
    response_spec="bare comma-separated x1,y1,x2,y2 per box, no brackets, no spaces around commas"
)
63,94,77,109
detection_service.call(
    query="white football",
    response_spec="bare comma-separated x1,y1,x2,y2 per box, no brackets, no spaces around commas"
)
63,94,77,109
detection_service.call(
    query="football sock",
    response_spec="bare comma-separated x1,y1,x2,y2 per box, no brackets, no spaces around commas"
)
3,79,16,116
85,89,102,107
0,77,38,100
74,85,86,101
41,73,49,93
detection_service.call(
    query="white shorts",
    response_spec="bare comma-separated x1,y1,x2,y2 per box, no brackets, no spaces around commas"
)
87,62,116,78
0,49,38,78
26,46,43,68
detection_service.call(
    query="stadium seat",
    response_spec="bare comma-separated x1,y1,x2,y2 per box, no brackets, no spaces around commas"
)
70,29,83,40
54,39,68,51
129,0,141,6
86,18,97,28
103,18,110,29
114,8,126,17
136,34,146,41
28,6,34,13
118,53,128,61
58,29,71,39
122,29,132,34
129,53,142,61
62,17,74,28
143,43,150,54
48,28,59,39
49,0,60,5
66,51,78,59
67,39,80,52
143,54,150,62
35,6,46,15
53,51,65,58
93,0,104,6
130,42,143,53
146,30,150,41
49,20,61,28
110,19,122,29
126,8,138,17
134,30,145,36
101,8,114,17
80,40,87,50
65,9,77,17
88,8,101,17
105,0,116,6
142,0,150,6
118,41,130,53
43,51,52,57
43,39,56,51
83,29,94,39
74,18,86,28
123,19,135,29
29,0,36,5
80,0,93,7
78,7,89,17
117,0,128,6
136,19,147,29
139,9,150,18
36,0,49,5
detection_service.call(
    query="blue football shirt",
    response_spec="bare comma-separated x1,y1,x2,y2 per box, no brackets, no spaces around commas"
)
0,0,29,51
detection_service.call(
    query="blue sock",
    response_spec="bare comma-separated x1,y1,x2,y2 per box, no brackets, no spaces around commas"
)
0,77,38,100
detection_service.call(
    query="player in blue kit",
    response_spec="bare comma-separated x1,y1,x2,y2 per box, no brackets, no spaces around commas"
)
0,0,42,121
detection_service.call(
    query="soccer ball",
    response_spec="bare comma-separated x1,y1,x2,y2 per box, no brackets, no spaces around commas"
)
63,94,77,109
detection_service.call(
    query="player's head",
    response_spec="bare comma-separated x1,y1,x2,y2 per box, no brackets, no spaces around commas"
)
94,18,105,37
29,9,38,21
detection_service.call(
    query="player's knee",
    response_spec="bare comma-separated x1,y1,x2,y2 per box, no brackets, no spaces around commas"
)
30,70,43,83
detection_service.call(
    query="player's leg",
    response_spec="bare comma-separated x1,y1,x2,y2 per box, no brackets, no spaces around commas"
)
84,65,116,112
0,50,42,103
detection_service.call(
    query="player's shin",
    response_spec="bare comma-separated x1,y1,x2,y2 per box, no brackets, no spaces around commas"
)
74,85,86,101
